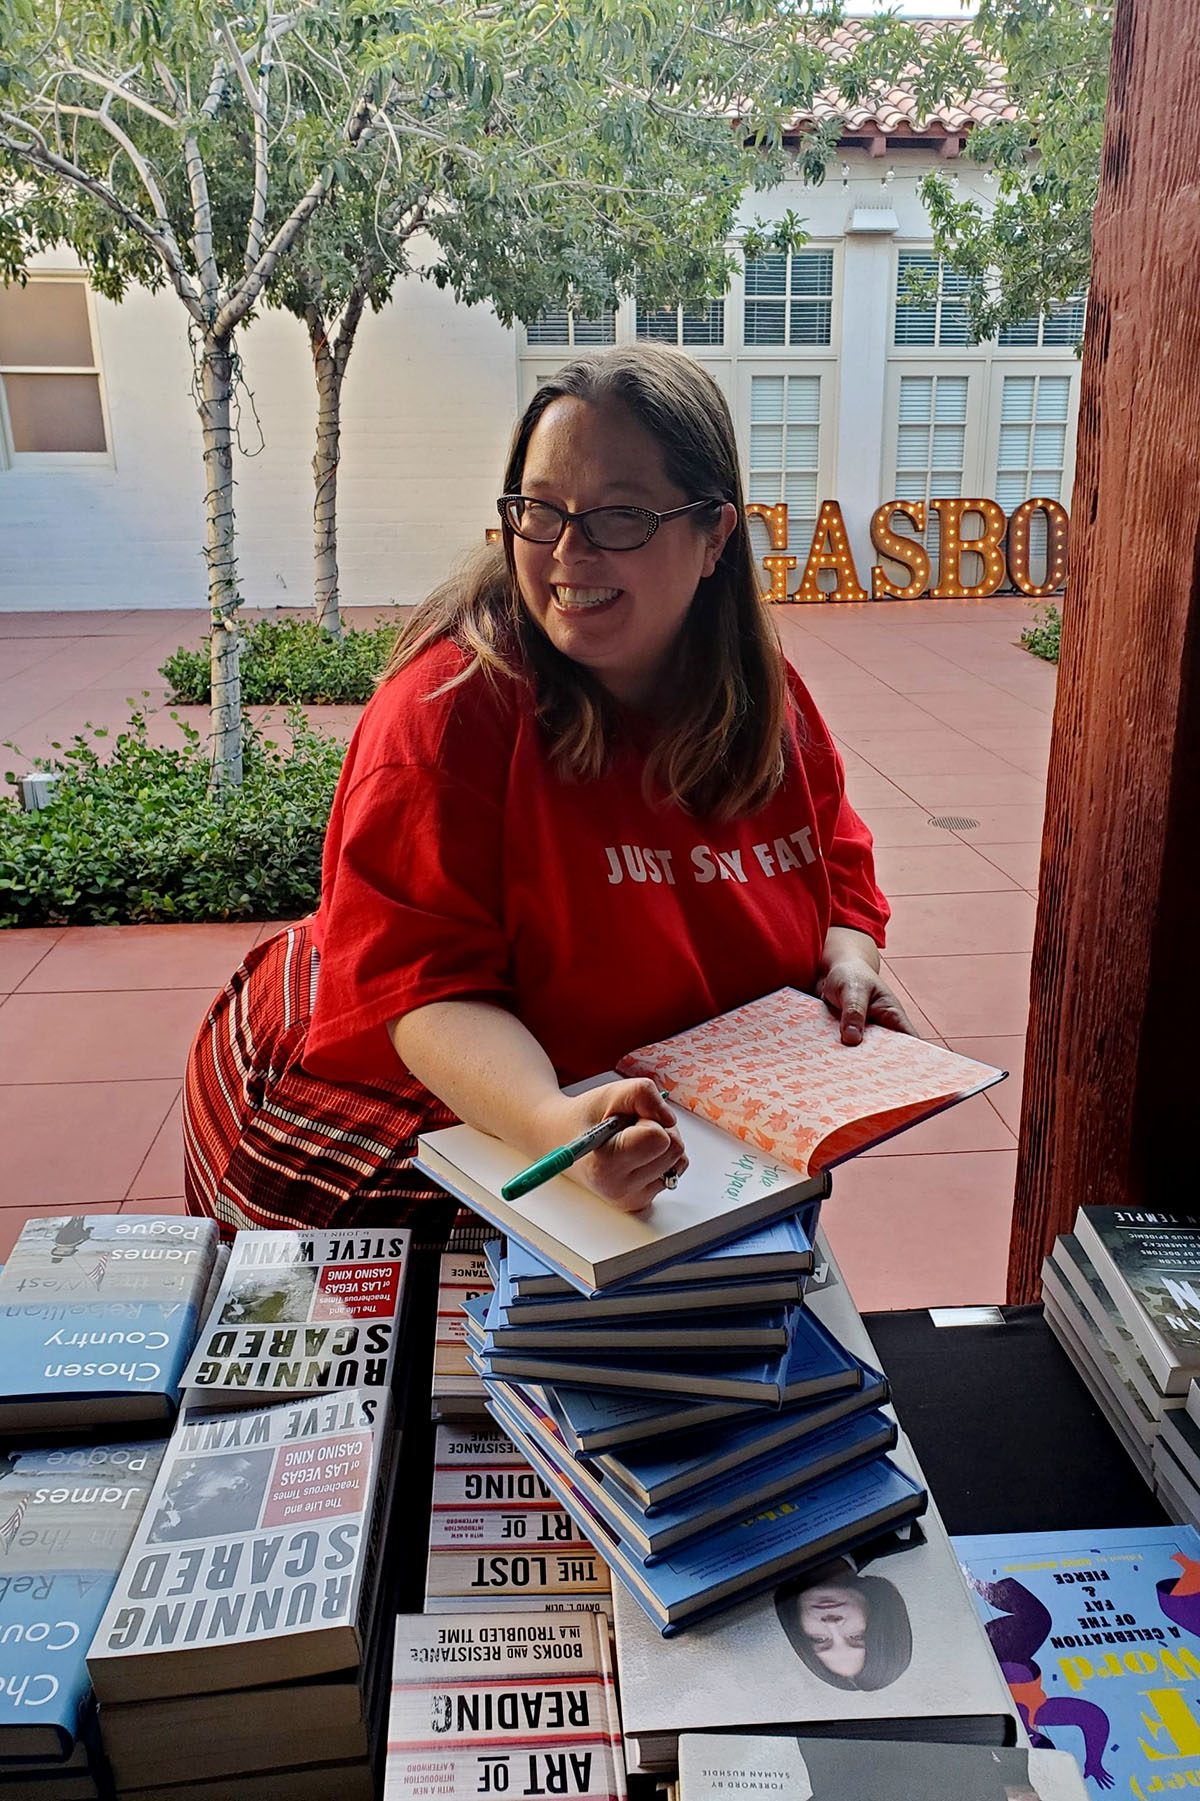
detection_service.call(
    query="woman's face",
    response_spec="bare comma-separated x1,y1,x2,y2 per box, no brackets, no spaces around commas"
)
511,394,735,709
797,1583,869,1679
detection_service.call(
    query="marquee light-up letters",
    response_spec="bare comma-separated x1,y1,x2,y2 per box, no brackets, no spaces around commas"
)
930,498,1008,599
796,500,869,605
1007,498,1070,597
870,502,931,600
744,503,797,604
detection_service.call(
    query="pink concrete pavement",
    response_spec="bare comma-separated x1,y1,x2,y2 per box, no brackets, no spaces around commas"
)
0,597,1054,1308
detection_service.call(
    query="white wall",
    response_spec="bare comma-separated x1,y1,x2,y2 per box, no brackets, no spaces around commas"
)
0,249,518,610
0,153,1076,611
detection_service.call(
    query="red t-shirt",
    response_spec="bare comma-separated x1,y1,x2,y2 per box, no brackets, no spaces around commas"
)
305,640,889,1097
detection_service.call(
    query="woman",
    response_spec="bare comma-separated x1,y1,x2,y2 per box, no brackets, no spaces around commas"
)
184,343,912,1237
775,1559,914,1691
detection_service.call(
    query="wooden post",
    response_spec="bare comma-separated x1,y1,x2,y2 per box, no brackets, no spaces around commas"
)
1008,0,1200,1301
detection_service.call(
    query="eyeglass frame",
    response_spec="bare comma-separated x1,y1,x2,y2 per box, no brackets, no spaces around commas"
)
496,493,726,551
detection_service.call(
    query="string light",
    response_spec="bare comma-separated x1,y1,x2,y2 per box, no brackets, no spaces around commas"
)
796,500,868,605
930,498,1007,598
870,502,931,600
1007,498,1070,596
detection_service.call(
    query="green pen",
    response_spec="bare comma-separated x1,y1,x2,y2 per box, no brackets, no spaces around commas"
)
501,1093,674,1202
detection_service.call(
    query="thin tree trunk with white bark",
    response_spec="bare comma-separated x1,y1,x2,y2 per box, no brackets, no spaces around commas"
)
198,331,243,788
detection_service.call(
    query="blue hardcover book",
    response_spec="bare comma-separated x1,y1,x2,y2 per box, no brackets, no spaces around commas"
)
489,1381,897,1561
491,1394,926,1633
954,1526,1200,1799
503,1213,815,1299
464,1289,860,1407
544,1380,761,1452
597,1363,890,1510
0,1215,218,1432
481,1286,794,1355
493,1241,806,1322
0,1441,164,1761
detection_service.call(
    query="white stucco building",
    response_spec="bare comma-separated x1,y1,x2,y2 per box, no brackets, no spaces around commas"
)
0,26,1083,612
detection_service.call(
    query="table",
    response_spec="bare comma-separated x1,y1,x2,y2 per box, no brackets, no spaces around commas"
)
864,1302,1167,1536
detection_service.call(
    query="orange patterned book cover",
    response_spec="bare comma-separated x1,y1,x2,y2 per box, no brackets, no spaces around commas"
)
616,987,1005,1176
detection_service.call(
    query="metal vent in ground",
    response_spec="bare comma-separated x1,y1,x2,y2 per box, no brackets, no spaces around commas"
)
928,814,979,831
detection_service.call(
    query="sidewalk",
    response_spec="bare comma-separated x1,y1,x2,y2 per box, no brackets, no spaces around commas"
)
0,597,1054,1308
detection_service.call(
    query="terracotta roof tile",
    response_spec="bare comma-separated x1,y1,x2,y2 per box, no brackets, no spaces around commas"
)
788,18,1016,138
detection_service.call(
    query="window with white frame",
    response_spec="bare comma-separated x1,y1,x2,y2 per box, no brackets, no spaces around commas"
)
0,278,107,458
995,373,1072,579
894,373,970,574
998,293,1087,350
894,251,974,349
743,250,833,348
524,306,616,347
635,299,725,347
747,373,822,559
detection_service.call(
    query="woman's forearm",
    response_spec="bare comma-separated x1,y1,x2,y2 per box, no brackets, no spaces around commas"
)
390,1000,572,1158
819,923,881,977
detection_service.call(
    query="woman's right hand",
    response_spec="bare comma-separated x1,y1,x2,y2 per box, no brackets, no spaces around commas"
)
533,1077,687,1213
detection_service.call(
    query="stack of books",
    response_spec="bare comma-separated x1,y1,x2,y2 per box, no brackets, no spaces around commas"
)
1040,1208,1200,1508
0,1441,165,1800
610,1241,1018,1771
86,1387,396,1801
417,988,1003,1640
386,1608,627,1798
430,1250,493,1422
424,1422,612,1617
0,1214,220,1432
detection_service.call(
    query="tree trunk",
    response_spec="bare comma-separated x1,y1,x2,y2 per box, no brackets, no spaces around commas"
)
197,331,243,789
309,310,344,639
1007,0,1200,1300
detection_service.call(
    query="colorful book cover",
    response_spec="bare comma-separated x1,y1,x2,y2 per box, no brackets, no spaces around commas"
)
0,1440,164,1760
954,1525,1200,1800
0,1216,218,1425
387,1609,626,1799
87,1388,391,1704
425,1425,611,1618
616,986,1004,1175
181,1228,410,1406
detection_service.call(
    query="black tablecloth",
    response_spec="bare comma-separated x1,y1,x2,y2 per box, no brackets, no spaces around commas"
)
863,1302,1167,1536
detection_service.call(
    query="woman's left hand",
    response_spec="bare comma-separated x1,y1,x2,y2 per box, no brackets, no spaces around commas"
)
817,956,916,1046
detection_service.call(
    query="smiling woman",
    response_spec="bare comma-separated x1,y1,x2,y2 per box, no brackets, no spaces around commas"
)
182,343,913,1238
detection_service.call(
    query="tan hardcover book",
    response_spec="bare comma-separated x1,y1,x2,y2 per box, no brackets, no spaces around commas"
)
431,1252,493,1421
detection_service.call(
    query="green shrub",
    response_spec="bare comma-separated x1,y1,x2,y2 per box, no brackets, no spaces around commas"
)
0,708,346,928
1020,602,1062,663
160,617,398,705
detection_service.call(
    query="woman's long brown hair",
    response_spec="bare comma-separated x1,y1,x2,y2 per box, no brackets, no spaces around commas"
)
383,343,789,821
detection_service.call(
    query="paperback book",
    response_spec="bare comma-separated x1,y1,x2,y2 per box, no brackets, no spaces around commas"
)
386,1609,626,1799
613,1437,1015,1769
954,1525,1200,1801
676,1733,1089,1800
1049,1234,1180,1419
1073,1208,1200,1394
181,1227,411,1407
0,1441,164,1763
87,1387,392,1703
431,1252,493,1422
0,1215,218,1430
418,988,1001,1294
425,1424,611,1618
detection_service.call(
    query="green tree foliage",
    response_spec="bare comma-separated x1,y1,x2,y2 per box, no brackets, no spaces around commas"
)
0,0,976,775
922,0,1112,341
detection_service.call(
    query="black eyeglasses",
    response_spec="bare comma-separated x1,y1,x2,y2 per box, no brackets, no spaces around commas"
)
497,494,723,552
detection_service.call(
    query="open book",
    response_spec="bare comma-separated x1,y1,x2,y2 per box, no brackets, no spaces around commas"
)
416,987,1004,1294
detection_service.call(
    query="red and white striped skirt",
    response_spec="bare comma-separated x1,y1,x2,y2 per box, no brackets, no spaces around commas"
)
183,920,451,1239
